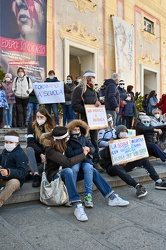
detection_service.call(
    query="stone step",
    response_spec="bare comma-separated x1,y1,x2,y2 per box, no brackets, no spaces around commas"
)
3,160,166,206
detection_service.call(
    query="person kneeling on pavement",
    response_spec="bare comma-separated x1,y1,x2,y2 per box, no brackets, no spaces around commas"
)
0,130,28,207
99,124,166,198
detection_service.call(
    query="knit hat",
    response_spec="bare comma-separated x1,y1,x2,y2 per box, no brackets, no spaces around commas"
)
5,73,12,79
52,126,69,140
140,115,151,122
118,79,125,85
116,125,128,135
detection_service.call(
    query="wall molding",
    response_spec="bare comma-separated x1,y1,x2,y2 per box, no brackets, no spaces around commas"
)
68,0,97,13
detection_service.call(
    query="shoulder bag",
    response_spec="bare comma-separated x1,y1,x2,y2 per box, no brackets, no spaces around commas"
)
40,164,68,206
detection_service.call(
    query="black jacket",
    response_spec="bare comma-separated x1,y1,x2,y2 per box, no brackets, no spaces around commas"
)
0,145,28,186
45,77,59,82
104,79,120,110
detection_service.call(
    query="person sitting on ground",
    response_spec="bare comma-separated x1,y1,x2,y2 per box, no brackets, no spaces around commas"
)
26,107,54,187
98,124,166,198
0,130,28,207
135,113,166,161
40,126,129,222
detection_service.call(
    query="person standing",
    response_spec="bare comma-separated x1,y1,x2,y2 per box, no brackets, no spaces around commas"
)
45,70,59,125
104,73,120,126
12,67,33,128
123,93,137,129
71,70,104,172
62,75,76,126
2,73,15,128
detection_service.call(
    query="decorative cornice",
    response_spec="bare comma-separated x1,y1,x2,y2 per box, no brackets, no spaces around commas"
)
59,22,99,48
139,53,159,65
140,28,159,43
68,0,97,13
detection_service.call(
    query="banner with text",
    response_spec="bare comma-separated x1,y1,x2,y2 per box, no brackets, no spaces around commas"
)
33,82,65,104
0,0,47,81
85,105,108,130
109,135,149,165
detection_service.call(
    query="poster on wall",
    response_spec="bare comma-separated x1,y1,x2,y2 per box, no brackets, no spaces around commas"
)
0,0,47,81
112,16,134,85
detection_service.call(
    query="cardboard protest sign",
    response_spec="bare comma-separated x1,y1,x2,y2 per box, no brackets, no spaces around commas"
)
85,105,108,130
33,82,65,104
109,135,149,165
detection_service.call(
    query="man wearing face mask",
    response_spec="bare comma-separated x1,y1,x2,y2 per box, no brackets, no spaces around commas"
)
100,125,166,197
134,113,166,161
44,70,60,125
71,70,104,172
104,73,120,126
0,130,28,207
62,75,76,126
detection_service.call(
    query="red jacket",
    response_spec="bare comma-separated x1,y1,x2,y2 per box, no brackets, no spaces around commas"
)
157,94,166,114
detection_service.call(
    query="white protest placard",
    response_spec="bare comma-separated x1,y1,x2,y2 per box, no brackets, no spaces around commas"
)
33,82,65,104
127,129,136,137
85,105,108,130
109,135,149,165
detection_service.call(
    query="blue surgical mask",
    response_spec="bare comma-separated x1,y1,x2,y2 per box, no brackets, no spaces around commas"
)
72,132,80,135
143,121,150,127
66,80,72,84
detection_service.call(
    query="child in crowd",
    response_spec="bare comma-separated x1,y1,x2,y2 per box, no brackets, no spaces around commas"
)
123,93,137,129
0,81,9,128
0,130,28,207
2,73,15,128
40,126,129,222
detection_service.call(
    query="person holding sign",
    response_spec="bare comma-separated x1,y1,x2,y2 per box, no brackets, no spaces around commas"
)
100,125,166,198
40,126,129,222
71,70,103,172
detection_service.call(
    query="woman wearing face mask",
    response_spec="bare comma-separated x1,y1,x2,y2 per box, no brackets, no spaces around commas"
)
71,70,104,172
62,75,76,126
2,73,15,128
123,94,137,129
0,130,28,207
12,67,33,128
25,107,54,187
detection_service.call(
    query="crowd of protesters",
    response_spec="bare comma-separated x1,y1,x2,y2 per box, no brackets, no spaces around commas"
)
0,69,166,222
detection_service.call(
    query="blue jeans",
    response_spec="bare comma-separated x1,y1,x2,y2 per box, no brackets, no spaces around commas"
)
27,103,39,123
72,162,93,195
147,142,166,162
53,168,81,203
77,168,114,198
62,104,76,126
3,104,13,126
45,103,59,125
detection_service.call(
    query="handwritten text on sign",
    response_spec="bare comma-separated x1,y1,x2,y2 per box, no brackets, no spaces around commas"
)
33,82,65,104
85,105,108,130
109,135,149,165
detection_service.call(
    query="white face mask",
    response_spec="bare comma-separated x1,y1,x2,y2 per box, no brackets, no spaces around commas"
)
155,114,160,119
37,119,46,126
5,77,10,82
49,75,54,79
126,97,131,101
119,132,128,138
4,143,17,152
18,72,24,78
90,78,95,85
77,79,81,83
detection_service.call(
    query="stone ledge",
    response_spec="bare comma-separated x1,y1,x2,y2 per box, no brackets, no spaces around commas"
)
3,161,166,206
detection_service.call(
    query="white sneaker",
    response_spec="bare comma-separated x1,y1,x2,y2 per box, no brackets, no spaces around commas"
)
108,194,129,207
7,125,11,128
74,204,88,222
3,125,7,129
